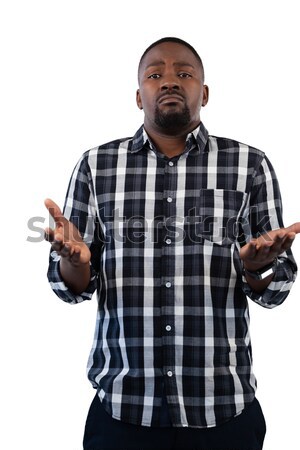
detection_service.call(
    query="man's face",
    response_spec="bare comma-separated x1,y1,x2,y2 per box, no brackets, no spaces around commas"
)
136,42,208,134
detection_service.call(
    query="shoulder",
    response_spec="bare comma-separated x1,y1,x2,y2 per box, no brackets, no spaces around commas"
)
83,136,134,158
207,134,266,169
208,134,264,157
79,136,134,167
69,136,134,179
79,125,145,167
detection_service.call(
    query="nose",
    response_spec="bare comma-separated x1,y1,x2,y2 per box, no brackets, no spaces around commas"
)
160,74,180,91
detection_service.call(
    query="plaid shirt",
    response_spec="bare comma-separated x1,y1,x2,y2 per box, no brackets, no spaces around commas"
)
47,122,297,428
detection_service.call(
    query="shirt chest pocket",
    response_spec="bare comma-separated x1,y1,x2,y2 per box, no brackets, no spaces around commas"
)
196,189,246,246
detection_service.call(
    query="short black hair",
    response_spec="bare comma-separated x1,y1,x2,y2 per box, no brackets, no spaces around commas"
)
138,37,205,80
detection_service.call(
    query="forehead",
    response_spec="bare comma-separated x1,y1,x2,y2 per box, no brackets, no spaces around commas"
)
139,42,201,72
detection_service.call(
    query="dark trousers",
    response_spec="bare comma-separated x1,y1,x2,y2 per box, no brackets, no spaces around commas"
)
83,394,266,450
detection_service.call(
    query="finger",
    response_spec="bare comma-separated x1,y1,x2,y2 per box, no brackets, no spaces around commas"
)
71,247,81,264
245,236,274,263
285,222,300,235
255,243,272,260
257,228,286,244
51,239,64,252
256,233,295,260
44,227,54,242
262,233,285,255
44,198,66,225
280,233,296,252
60,243,72,258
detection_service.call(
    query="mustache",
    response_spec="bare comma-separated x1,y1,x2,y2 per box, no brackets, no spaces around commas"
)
157,90,185,102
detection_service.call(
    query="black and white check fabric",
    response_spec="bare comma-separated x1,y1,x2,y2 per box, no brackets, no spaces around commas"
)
48,122,297,428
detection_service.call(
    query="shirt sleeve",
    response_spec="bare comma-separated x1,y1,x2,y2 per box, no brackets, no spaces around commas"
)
47,152,101,304
241,154,297,308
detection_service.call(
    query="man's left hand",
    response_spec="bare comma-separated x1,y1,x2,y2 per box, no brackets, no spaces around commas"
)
240,222,300,272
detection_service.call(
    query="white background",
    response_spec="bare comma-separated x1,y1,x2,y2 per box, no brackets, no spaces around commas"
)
1,1,299,449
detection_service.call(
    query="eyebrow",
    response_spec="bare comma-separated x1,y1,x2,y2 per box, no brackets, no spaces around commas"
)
144,60,196,70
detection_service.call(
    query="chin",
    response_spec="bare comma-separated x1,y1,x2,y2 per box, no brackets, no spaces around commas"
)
155,111,191,130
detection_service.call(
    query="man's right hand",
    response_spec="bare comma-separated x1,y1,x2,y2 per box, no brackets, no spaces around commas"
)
44,198,91,293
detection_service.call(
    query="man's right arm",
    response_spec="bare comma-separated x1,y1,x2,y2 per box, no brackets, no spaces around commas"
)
44,198,92,295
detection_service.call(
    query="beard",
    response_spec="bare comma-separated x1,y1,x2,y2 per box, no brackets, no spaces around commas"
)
154,104,191,132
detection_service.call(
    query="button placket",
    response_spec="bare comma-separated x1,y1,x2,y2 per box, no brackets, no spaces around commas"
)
161,158,177,392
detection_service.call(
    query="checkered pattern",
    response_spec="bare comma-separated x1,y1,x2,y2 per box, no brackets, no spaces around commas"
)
47,122,297,428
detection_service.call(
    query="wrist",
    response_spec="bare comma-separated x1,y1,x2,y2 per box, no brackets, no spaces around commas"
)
242,258,278,280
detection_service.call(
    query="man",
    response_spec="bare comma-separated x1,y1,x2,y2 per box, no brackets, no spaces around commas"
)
45,37,300,450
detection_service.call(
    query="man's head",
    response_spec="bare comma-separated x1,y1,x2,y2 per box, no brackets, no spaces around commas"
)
138,37,205,82
136,37,209,135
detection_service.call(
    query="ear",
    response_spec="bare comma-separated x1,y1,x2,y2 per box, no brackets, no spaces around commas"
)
202,85,209,107
136,89,143,110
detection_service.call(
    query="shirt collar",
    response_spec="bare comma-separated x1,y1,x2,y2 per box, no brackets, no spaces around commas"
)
130,122,209,155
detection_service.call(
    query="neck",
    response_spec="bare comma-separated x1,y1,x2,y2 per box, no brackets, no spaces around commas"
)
144,122,200,158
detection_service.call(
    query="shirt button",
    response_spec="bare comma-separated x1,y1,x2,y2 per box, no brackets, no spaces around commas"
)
165,238,172,245
167,370,173,377
166,325,172,331
167,197,173,203
168,161,174,167
165,282,172,288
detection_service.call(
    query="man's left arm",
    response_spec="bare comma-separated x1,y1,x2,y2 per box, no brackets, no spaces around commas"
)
240,155,299,307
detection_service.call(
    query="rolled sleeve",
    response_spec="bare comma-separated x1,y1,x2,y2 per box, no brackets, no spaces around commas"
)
242,254,297,308
46,150,101,304
240,154,298,307
47,250,98,304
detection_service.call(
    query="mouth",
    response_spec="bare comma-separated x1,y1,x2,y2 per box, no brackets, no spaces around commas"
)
158,94,184,105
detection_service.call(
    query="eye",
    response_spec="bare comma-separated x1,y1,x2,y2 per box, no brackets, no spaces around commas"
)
178,72,192,78
147,73,161,79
